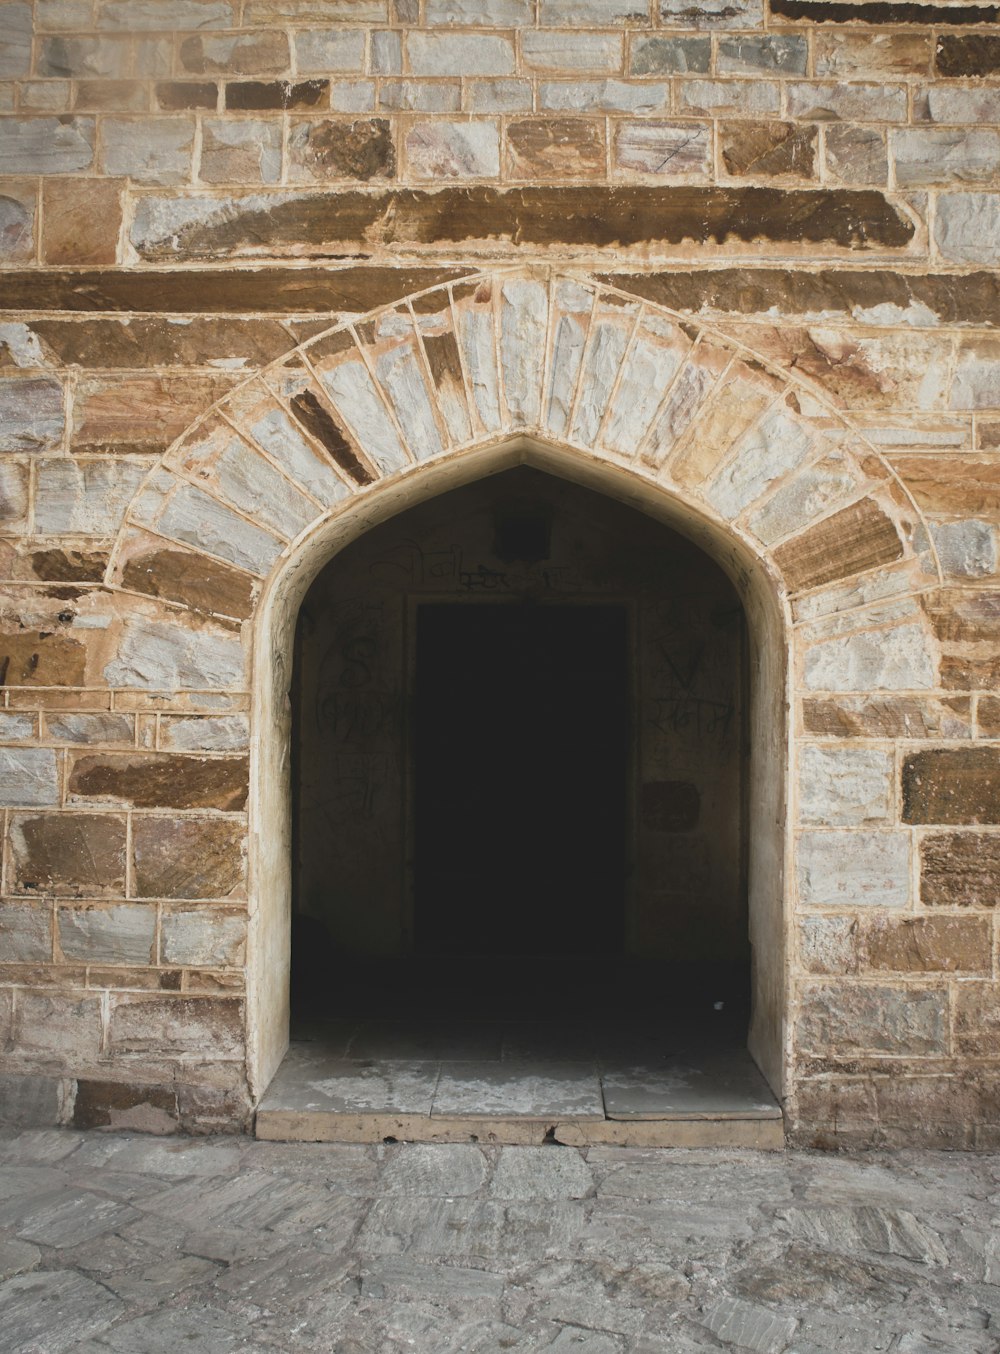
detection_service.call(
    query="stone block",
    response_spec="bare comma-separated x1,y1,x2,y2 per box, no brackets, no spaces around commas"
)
73,373,238,451
104,614,245,690
97,0,235,26
798,916,859,975
0,901,52,963
824,124,888,186
293,30,366,74
67,752,248,811
378,81,461,113
320,358,408,475
0,2,31,77
925,828,1000,904
935,194,1000,267
923,87,1000,125
798,745,893,826
58,902,156,964
864,915,991,974
179,31,290,76
426,0,531,18
34,459,151,536
954,983,1000,1056
704,407,813,519
0,750,60,809
614,121,710,176
629,36,710,74
679,79,779,117
522,32,624,74
288,117,395,182
157,715,249,752
466,78,532,113
721,121,816,178
11,990,104,1061
175,424,316,539
507,117,606,179
132,816,246,899
156,81,219,110
803,622,936,692
699,1297,798,1352
156,483,284,575
894,129,1000,189
802,695,970,739
371,30,401,75
936,34,1000,78
8,813,127,897
658,0,761,25
774,498,902,593
0,711,35,741
108,995,243,1058
786,81,907,123
797,830,910,907
38,35,127,78
815,31,931,77
797,983,948,1056
717,34,807,74
0,377,64,453
0,633,86,687
539,79,670,113
952,342,1000,412
406,33,515,77
407,121,500,180
40,177,123,265
200,118,282,184
978,697,1000,737
0,186,35,263
100,117,195,185
0,1073,65,1128
0,462,29,534
903,748,1000,825
926,521,998,578
45,713,136,745
160,908,247,967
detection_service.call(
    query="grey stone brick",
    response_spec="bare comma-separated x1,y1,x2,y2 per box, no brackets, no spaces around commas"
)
0,901,52,963
406,33,515,77
0,118,94,174
33,459,151,535
293,29,366,74
894,128,1000,187
629,36,710,75
58,903,156,964
0,3,32,77
935,193,1000,266
717,34,808,75
797,830,911,908
101,117,195,185
0,749,60,807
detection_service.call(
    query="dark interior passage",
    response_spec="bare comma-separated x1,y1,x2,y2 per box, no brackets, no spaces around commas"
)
290,468,749,1024
415,603,628,957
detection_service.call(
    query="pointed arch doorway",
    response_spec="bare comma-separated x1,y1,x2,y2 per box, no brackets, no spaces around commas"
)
260,457,781,1145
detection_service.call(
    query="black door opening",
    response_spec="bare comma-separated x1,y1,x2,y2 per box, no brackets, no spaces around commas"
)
414,603,629,960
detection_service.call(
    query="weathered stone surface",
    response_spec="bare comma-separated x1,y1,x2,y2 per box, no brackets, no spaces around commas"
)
175,426,316,540
45,713,135,744
803,622,936,692
952,340,1000,411
288,118,395,183
100,117,194,186
680,79,780,117
407,32,515,76
797,830,910,907
58,903,155,965
103,615,245,690
200,118,281,184
128,186,915,260
894,128,1000,188
108,995,243,1057
954,983,1000,1056
158,714,249,752
378,80,461,113
407,121,500,180
0,376,64,453
0,117,94,173
539,79,670,113
824,124,888,186
320,357,408,475
0,1269,123,1351
704,407,813,520
156,80,218,110
803,695,970,738
865,915,991,974
659,0,762,25
925,520,998,579
0,632,87,687
8,813,126,896
466,78,532,113
936,33,1000,77
798,746,893,826
614,121,710,176
160,908,246,966
293,29,365,74
630,35,710,74
0,462,29,533
156,484,284,576
120,544,255,620
698,1296,798,1352
935,193,1000,267
903,748,1000,825
132,816,245,899
721,121,816,178
0,750,60,809
797,983,948,1055
67,752,248,811
816,30,931,76
0,901,52,963
0,187,35,264
522,31,623,73
73,374,237,450
179,31,289,76
41,178,122,265
507,118,606,179
787,81,908,123
775,499,903,594
226,79,328,111
0,711,35,741
34,460,150,536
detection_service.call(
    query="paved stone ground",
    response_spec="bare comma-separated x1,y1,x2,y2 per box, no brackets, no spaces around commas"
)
1,1129,999,1353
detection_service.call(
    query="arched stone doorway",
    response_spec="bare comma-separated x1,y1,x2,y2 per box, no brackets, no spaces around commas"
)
290,466,750,1027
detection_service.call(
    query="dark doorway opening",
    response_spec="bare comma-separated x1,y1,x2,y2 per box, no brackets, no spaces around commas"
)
414,602,628,959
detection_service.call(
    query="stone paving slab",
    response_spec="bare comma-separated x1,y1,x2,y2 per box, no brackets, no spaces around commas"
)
2,1126,1000,1352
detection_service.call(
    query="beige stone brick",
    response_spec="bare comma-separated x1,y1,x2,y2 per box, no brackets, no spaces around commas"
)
506,117,606,179
41,178,123,265
407,121,500,180
11,991,103,1062
108,994,243,1057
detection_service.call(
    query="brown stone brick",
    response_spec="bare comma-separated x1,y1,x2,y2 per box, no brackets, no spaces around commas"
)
132,816,246,899
108,994,243,1057
888,456,1000,517
942,656,1000,691
67,753,248,811
8,813,127,898
874,1075,984,1150
979,697,1000,738
120,543,257,621
226,79,328,110
920,831,1000,906
721,121,816,178
506,118,606,180
924,589,1000,644
41,178,123,266
0,632,86,686
802,695,971,740
28,317,293,370
289,117,395,182
73,374,240,450
27,550,108,585
73,80,148,113
863,915,991,974
156,82,218,110
903,748,1000,825
72,1078,179,1131
935,34,1000,78
773,498,903,593
954,982,1000,1057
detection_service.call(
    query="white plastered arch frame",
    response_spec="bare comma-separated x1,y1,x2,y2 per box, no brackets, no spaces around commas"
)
106,267,939,1113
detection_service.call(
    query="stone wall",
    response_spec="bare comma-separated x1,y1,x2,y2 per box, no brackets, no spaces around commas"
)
0,0,999,1145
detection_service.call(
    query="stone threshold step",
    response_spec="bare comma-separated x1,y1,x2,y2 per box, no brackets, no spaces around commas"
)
254,1110,785,1150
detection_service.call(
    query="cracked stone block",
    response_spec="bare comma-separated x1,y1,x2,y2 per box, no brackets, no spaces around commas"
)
614,121,710,176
